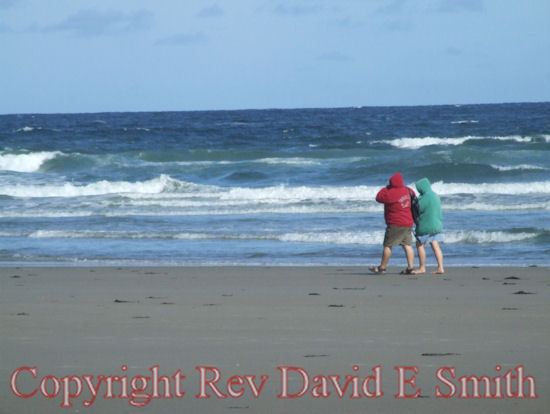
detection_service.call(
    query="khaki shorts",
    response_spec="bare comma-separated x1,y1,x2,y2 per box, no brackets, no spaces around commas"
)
383,226,413,247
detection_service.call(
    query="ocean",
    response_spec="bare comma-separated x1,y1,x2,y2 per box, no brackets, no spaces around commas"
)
1,102,549,266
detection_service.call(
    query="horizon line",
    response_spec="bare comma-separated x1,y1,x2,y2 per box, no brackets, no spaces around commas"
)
1,100,549,117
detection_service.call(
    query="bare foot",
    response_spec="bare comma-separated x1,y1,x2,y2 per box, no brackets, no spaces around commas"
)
411,268,426,274
432,269,445,274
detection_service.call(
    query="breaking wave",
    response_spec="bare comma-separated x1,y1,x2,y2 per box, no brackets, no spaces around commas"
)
0,151,62,173
375,135,536,150
4,229,543,246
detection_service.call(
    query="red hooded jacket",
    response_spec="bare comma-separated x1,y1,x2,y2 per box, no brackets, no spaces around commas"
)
375,173,414,227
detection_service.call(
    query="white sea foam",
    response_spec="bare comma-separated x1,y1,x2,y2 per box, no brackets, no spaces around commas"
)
376,135,532,150
0,174,178,198
15,126,39,133
219,184,378,202
429,181,550,196
3,175,550,211
450,120,479,124
280,231,385,245
0,211,96,218
28,230,202,239
0,151,62,172
279,230,540,245
256,157,322,166
29,230,89,239
444,201,550,211
490,164,546,172
18,229,541,245
444,230,537,244
21,229,387,244
282,230,541,245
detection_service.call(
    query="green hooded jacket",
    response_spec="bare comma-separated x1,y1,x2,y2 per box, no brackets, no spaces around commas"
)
415,178,443,236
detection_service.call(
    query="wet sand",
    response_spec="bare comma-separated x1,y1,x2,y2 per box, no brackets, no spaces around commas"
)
1,266,549,413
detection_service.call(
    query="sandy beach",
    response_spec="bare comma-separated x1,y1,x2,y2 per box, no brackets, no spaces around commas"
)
1,266,549,413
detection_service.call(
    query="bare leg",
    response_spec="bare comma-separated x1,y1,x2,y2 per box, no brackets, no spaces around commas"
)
402,244,414,270
380,246,392,269
430,241,444,274
414,242,427,274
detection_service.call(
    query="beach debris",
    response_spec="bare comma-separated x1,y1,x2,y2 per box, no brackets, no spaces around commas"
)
11,275,21,278
16,312,29,316
504,276,520,280
308,292,320,296
161,302,174,305
304,354,329,358
113,299,138,303
502,307,519,310
132,315,151,319
202,303,219,306
146,296,167,299
513,290,535,295
328,304,344,308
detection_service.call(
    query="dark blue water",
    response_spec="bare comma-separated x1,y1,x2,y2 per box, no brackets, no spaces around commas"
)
1,103,549,266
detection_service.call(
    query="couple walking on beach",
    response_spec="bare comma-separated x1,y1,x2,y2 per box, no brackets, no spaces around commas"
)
369,173,444,275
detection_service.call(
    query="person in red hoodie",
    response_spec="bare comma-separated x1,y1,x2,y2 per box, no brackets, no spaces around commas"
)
369,172,415,274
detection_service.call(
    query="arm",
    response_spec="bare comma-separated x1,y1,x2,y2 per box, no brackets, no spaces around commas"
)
375,187,389,203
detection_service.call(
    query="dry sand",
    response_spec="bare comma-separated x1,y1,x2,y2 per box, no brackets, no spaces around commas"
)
1,266,549,413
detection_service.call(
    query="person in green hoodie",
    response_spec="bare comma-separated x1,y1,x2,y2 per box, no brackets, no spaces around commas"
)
412,177,444,274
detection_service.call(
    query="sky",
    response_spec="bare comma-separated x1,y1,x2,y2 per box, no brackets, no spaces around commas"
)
1,0,549,114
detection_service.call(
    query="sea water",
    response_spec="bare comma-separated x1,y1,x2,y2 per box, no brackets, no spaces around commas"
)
1,103,549,266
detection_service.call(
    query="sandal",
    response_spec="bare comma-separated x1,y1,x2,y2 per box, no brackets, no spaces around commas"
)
369,266,386,274
400,268,415,275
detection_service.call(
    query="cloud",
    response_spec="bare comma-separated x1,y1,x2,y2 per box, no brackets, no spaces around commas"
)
0,0,19,9
316,51,353,62
334,16,368,29
435,0,484,13
42,9,153,37
375,0,409,15
375,0,484,15
445,46,463,56
384,19,414,32
155,32,208,46
197,4,224,18
273,3,322,16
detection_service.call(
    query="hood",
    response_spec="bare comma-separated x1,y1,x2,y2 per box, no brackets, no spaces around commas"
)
415,177,432,195
389,173,404,188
